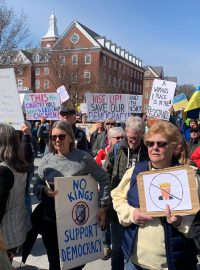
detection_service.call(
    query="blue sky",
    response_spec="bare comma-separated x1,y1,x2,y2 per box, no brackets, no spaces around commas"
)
7,0,200,86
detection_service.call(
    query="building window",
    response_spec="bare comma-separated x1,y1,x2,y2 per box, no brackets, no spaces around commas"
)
131,69,133,77
35,68,40,75
134,70,136,78
84,72,90,83
109,58,112,69
127,67,129,76
145,81,150,88
60,56,65,64
130,82,132,91
113,60,117,70
103,55,107,66
17,79,23,89
72,55,78,64
144,92,149,99
118,63,121,71
126,81,129,91
71,73,77,83
44,80,49,89
35,54,40,63
44,67,49,75
18,67,23,76
85,54,91,64
35,80,40,89
123,65,125,73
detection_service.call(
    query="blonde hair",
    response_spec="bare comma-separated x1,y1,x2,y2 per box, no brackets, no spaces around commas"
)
144,120,182,146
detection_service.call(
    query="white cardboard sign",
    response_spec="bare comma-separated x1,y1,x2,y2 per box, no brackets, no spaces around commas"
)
86,93,142,122
54,175,103,270
24,93,61,120
147,79,176,120
0,68,24,129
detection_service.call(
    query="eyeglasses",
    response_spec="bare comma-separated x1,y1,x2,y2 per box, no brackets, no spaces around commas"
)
106,122,115,126
112,136,123,140
50,134,67,142
145,141,168,148
190,129,199,133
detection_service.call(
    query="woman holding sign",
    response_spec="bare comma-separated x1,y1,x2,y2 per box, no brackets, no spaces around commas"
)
112,121,198,270
33,120,110,270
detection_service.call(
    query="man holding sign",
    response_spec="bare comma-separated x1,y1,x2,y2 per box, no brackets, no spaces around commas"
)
33,120,110,270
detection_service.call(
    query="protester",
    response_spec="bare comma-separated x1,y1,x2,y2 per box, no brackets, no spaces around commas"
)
37,116,50,157
104,116,148,270
90,121,105,150
191,145,200,168
95,126,125,260
188,124,200,161
95,127,125,167
33,120,110,270
31,121,40,157
59,106,89,152
112,121,198,270
0,124,31,265
173,136,189,165
92,118,116,157
0,233,12,270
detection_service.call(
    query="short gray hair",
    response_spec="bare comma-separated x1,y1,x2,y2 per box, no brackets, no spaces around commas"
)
125,116,145,133
108,127,125,139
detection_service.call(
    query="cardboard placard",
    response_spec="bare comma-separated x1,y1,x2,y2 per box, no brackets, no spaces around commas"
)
137,165,199,217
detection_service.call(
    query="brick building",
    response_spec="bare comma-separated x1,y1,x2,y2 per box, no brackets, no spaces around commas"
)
142,65,177,113
0,12,144,107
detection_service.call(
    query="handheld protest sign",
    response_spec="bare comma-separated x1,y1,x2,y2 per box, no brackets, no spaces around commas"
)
147,79,176,121
0,68,24,129
54,175,103,270
137,165,199,217
24,93,60,120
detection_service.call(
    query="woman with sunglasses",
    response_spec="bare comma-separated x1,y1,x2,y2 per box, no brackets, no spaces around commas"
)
112,121,198,270
33,120,110,270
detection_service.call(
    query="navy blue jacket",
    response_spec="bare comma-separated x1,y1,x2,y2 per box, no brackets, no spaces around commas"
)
122,161,197,270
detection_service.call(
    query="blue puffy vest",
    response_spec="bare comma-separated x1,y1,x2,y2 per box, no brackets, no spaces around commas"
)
122,161,197,270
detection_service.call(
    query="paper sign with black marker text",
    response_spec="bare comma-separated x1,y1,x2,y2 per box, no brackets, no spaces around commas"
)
147,79,176,120
86,93,142,121
0,68,24,129
54,175,103,270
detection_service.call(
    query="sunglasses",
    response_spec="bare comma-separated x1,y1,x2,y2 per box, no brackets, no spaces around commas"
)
106,122,115,126
190,129,199,133
112,136,123,140
145,141,168,148
50,134,67,141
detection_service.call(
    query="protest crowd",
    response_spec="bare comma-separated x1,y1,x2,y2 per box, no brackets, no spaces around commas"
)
2,79,200,270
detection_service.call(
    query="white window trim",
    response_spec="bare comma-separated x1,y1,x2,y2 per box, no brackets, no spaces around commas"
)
44,67,49,75
84,72,91,83
72,55,78,65
35,80,40,89
85,54,91,64
44,80,49,89
35,68,40,75
71,73,78,83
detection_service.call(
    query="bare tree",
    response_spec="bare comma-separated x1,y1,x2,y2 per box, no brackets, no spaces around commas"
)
41,46,99,108
0,0,30,56
175,84,195,99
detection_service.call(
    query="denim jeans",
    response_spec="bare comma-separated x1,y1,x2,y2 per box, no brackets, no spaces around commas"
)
111,222,124,270
125,259,147,270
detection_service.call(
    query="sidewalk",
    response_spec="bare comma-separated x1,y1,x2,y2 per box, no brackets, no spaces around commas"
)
13,157,111,270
